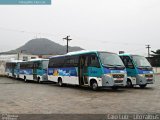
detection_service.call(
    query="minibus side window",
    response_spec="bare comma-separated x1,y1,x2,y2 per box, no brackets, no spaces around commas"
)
89,54,100,68
121,56,134,69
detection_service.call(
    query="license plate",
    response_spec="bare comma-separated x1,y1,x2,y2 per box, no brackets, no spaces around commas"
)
147,78,152,80
114,78,124,80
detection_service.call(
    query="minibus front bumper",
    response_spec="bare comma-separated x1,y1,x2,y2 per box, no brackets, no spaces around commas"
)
136,74,154,85
102,74,127,87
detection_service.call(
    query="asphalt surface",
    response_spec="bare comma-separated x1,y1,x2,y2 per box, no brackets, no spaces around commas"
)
0,75,159,114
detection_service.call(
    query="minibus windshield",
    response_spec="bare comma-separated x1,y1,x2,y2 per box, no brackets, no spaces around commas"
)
98,52,124,67
42,61,49,69
132,55,151,68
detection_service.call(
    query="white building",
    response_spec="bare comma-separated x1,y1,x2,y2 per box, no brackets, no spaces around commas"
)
0,53,38,61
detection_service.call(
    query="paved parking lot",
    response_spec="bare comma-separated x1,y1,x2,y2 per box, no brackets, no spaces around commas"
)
0,75,159,114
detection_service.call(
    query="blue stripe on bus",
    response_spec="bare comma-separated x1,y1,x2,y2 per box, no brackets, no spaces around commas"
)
103,68,126,74
19,69,33,75
48,67,126,77
48,67,78,76
137,68,154,74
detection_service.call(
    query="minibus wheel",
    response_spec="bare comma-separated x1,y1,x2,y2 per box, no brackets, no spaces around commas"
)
139,84,147,88
126,79,133,88
24,76,27,82
91,81,98,91
14,75,16,79
37,77,41,84
58,78,63,87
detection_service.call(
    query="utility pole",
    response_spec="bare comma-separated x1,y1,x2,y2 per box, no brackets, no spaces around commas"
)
17,50,26,60
146,45,151,57
17,52,20,60
63,36,72,53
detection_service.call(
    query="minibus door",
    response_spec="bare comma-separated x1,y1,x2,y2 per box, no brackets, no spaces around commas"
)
12,64,15,77
33,63,37,80
12,63,17,77
79,55,89,85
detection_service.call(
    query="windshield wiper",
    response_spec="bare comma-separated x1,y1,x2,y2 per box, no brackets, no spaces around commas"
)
103,64,125,68
115,65,124,67
145,66,152,67
138,66,151,68
103,64,115,67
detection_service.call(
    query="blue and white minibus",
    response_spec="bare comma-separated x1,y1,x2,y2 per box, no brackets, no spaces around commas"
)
19,59,49,83
48,50,127,90
119,54,154,88
5,60,22,79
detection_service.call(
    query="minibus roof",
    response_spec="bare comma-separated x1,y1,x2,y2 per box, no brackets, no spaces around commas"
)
49,50,117,59
29,58,49,62
9,60,24,63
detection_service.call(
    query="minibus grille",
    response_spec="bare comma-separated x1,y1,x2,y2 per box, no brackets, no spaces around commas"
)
145,74,153,78
112,74,124,78
114,80,123,83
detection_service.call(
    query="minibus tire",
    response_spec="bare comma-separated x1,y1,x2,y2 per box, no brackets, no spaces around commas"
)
58,78,63,87
37,77,41,84
139,84,147,88
24,76,27,82
15,75,18,80
91,81,98,91
14,75,16,79
126,80,133,88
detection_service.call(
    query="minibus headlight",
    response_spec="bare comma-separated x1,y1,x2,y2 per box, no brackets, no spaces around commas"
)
106,74,112,78
138,74,145,77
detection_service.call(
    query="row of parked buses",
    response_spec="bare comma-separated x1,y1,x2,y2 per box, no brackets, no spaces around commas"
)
5,50,155,90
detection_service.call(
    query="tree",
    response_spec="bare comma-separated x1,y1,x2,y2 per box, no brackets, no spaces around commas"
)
151,49,160,55
149,49,160,67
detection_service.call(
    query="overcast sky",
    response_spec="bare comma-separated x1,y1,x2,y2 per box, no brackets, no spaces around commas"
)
0,0,160,56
